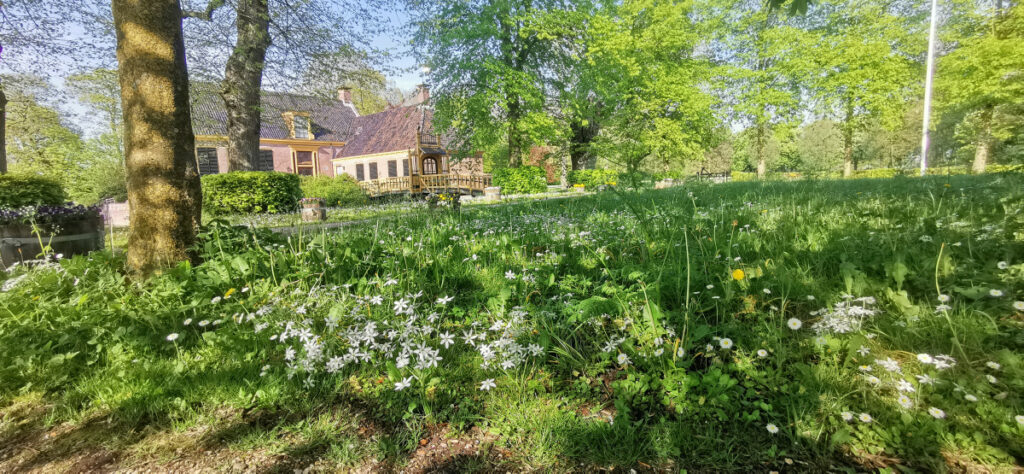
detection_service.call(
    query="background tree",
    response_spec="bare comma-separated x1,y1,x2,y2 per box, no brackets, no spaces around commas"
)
66,68,129,202
411,0,563,167
937,1,1024,173
588,0,716,183
182,0,398,171
1,75,83,186
702,0,808,178
807,0,924,177
112,0,202,276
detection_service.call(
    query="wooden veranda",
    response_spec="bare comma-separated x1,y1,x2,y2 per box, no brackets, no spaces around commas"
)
359,173,493,197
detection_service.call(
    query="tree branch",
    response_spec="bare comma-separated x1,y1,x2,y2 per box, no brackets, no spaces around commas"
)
183,0,227,21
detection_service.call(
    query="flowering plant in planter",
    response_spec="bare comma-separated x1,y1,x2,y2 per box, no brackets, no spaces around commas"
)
0,204,102,232
299,197,325,208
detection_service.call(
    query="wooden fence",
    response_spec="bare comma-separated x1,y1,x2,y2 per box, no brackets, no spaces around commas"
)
359,174,493,197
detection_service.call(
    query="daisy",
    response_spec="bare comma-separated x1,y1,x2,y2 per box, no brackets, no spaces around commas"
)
787,318,803,330
986,361,1001,370
757,349,769,358
865,376,881,385
211,296,222,304
841,411,854,421
997,261,1009,270
766,423,779,434
986,375,998,384
394,377,412,391
706,344,715,352
166,333,179,342
897,395,913,409
763,288,772,295
859,413,873,423
989,289,1004,298
964,394,978,402
183,318,193,326
1016,415,1024,425
928,407,946,419
479,379,497,391
617,353,631,366
719,338,734,350
1014,301,1024,311
937,294,951,303
858,365,872,372
676,347,686,357
917,353,933,364
806,295,816,301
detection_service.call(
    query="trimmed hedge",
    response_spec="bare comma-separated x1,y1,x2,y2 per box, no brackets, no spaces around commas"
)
201,172,302,215
568,169,620,190
301,175,367,207
0,175,67,208
493,166,547,194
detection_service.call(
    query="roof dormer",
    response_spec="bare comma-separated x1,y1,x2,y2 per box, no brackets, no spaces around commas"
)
282,111,312,139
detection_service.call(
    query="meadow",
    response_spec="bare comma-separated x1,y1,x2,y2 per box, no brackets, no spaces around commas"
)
1,174,1023,472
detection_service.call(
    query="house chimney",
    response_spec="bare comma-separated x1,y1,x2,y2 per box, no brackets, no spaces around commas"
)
337,87,352,103
415,84,430,104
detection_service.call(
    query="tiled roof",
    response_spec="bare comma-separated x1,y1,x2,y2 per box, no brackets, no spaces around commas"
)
338,105,434,158
190,84,359,141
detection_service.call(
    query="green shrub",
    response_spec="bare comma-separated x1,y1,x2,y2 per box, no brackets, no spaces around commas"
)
731,171,757,182
301,175,367,207
0,174,67,208
201,172,302,215
568,169,620,190
492,166,547,194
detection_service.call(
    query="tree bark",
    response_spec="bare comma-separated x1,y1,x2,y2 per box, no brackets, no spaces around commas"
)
842,101,854,178
507,96,522,167
569,118,599,171
222,0,270,172
0,85,7,174
112,0,202,276
755,122,767,179
972,105,993,174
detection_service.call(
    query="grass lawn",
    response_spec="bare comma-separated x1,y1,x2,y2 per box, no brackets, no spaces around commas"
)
2,174,1023,472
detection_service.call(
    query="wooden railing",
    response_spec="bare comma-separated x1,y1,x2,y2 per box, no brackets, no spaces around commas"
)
418,132,441,147
359,173,492,197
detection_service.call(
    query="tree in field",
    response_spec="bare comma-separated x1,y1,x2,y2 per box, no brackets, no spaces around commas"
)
587,0,716,183
807,0,925,177
410,0,563,167
701,0,809,178
182,0,397,171
1,75,83,185
937,1,1024,173
112,0,202,276
66,68,129,202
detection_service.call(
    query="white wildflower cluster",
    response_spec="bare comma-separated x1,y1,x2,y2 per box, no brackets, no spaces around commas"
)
810,296,878,334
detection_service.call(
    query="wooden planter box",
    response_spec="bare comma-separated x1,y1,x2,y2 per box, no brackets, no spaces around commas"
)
1,217,105,267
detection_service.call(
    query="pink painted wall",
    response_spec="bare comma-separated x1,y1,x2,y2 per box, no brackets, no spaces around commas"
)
205,143,343,177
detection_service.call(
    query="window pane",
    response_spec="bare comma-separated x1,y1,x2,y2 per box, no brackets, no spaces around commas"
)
259,149,274,171
356,164,364,181
388,160,397,177
369,163,378,180
296,151,313,165
293,116,309,138
297,167,314,176
197,147,219,175
423,157,437,175
402,159,408,176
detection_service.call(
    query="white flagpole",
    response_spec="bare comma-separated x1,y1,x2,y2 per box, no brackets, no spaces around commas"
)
920,0,939,176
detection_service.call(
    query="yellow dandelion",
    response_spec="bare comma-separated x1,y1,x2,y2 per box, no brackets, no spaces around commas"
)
225,288,236,298
732,269,745,281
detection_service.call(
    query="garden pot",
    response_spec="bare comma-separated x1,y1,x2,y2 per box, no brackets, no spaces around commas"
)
1,217,105,267
484,186,502,200
301,208,327,222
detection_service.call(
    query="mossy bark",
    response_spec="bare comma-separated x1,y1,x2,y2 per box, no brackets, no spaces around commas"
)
222,0,270,171
0,85,7,175
972,105,993,174
112,0,202,276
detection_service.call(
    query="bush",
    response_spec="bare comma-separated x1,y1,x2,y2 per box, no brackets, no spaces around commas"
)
0,175,67,208
492,166,547,194
301,175,367,207
568,169,620,190
201,172,302,215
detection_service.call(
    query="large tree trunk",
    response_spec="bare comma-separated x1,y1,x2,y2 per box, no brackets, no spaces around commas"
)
113,0,202,276
507,96,522,167
569,118,599,171
972,105,993,174
0,85,7,174
755,122,767,179
222,0,270,171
